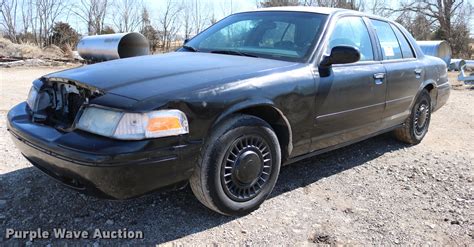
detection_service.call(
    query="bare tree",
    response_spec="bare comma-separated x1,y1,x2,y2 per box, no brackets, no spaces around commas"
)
112,0,143,33
35,0,68,47
364,0,390,16
388,0,473,57
191,0,211,34
258,0,300,7
20,0,33,42
301,0,364,10
444,2,472,57
396,12,433,40
72,0,109,35
181,0,193,40
259,0,363,10
220,0,237,18
159,0,182,50
210,13,218,25
179,0,212,39
140,6,160,52
1,0,19,42
141,5,150,29
393,0,465,40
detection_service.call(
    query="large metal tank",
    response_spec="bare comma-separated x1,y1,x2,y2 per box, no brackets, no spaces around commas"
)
77,32,150,62
417,40,451,66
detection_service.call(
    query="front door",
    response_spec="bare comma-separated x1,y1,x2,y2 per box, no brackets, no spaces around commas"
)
311,16,386,151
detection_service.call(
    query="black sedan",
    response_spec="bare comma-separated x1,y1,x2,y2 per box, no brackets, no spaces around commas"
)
7,7,450,216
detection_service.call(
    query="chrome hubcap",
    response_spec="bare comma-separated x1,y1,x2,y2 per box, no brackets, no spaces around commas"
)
414,101,430,136
221,135,272,202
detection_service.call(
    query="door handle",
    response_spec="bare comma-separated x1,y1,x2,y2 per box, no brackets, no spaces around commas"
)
373,73,385,85
414,68,422,78
374,73,385,79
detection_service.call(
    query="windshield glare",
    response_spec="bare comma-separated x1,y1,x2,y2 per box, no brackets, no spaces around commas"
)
184,11,328,62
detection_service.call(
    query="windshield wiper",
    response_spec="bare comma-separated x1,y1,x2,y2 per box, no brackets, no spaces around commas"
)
182,45,199,52
209,50,258,58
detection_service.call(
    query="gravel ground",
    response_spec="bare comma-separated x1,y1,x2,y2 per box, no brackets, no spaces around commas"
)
0,67,473,245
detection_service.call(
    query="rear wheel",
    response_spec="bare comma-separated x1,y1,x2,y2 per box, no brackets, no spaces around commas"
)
190,114,281,216
393,89,431,144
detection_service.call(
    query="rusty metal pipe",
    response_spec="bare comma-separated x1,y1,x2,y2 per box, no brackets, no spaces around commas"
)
77,33,150,62
417,40,451,66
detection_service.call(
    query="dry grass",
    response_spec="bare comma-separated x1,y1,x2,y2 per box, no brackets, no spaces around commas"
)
0,37,64,59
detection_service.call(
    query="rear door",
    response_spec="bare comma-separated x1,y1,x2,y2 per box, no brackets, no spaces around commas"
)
311,16,386,151
369,19,422,128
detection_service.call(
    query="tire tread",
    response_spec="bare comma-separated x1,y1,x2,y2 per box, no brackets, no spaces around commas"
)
190,114,279,215
393,89,431,144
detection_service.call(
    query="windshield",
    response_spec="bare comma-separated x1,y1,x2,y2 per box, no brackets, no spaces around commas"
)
183,11,328,62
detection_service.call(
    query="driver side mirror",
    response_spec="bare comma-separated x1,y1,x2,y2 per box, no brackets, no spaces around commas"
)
320,46,360,67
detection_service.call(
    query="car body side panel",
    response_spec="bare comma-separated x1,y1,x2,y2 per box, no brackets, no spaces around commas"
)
414,55,450,112
393,22,449,115
433,62,450,112
310,62,386,151
145,65,318,158
307,12,386,151
380,59,422,128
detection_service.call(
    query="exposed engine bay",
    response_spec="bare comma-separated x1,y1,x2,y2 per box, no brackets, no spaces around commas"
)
28,78,103,131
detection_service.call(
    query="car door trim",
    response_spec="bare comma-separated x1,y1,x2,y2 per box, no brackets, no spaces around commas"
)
381,58,418,64
316,101,385,122
331,60,381,68
386,95,414,104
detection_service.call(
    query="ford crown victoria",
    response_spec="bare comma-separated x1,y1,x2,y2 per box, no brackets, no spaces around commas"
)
7,7,450,215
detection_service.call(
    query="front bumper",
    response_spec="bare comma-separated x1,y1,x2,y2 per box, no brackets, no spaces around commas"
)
7,102,202,199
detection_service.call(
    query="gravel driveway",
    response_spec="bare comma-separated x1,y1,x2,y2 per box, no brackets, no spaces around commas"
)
0,67,473,245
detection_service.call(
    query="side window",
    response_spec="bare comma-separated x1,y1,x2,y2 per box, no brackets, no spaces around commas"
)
390,24,415,58
371,20,403,60
328,17,374,61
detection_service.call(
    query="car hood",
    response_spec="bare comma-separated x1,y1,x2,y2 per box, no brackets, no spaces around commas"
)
44,52,299,101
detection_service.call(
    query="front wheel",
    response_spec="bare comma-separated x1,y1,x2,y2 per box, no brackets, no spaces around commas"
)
190,114,281,216
393,89,432,144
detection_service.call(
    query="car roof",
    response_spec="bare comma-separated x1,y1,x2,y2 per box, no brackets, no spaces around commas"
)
244,6,393,24
248,6,357,15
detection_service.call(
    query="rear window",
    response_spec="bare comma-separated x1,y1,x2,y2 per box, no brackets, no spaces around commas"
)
390,24,415,58
371,19,403,60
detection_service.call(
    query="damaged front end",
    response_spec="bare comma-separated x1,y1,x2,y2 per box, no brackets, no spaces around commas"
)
27,78,104,131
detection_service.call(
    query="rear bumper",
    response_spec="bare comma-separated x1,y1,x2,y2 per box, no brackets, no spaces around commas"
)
434,82,450,112
7,102,202,199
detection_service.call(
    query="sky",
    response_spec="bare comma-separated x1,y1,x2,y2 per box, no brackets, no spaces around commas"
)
64,0,258,35
144,0,258,23
141,0,473,38
4,0,473,38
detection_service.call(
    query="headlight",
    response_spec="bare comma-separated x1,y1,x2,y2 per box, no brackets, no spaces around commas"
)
26,86,39,111
76,106,189,140
26,81,51,115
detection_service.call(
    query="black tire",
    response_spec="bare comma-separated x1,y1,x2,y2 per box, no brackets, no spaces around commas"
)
393,89,432,144
190,114,281,216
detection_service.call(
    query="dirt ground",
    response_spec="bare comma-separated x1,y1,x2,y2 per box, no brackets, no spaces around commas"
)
0,67,473,245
